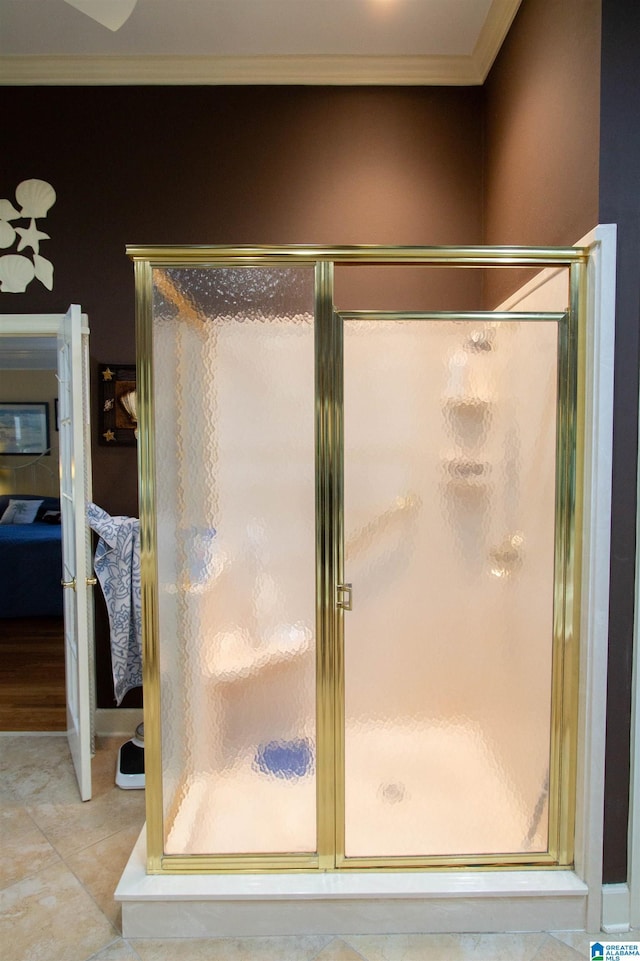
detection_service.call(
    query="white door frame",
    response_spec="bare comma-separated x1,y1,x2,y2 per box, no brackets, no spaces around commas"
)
0,309,95,800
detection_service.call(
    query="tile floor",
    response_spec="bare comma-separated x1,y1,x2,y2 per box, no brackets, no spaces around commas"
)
0,734,636,961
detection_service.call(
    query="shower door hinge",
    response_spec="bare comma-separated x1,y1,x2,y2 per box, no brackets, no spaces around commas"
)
336,583,353,611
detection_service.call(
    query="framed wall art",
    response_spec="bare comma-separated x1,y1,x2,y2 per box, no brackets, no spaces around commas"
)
99,364,137,446
0,401,50,455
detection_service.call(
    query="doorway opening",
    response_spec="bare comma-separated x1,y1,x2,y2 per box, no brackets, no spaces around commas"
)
0,334,64,730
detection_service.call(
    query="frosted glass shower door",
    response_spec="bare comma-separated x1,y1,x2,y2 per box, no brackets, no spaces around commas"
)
133,246,584,874
341,315,560,862
149,265,317,860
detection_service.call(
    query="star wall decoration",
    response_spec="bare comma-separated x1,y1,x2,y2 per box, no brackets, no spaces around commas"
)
99,364,138,447
15,221,50,255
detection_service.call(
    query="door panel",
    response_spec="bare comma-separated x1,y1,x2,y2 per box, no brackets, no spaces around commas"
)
58,305,94,801
149,265,318,858
340,315,559,861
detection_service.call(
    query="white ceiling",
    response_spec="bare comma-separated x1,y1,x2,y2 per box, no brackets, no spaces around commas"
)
0,0,522,85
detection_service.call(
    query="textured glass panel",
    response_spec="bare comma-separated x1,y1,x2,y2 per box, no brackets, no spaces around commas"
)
343,318,558,858
152,266,316,856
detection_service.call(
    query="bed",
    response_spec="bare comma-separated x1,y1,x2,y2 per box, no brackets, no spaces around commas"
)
0,494,63,618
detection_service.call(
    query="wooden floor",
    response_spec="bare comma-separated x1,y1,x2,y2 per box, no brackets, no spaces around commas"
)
0,617,66,731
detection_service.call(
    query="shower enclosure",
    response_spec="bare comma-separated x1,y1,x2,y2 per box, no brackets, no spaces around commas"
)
129,245,585,874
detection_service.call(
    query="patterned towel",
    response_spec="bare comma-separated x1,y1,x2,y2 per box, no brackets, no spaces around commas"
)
87,502,142,704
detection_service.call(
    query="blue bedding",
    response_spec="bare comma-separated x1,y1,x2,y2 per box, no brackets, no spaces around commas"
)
0,496,63,618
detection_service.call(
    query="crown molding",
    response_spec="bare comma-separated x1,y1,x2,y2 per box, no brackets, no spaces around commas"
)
0,53,488,86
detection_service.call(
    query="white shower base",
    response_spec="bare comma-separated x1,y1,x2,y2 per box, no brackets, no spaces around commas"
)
116,830,588,938
165,721,545,858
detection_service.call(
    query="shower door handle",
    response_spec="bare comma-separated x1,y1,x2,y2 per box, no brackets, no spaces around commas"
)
336,583,353,611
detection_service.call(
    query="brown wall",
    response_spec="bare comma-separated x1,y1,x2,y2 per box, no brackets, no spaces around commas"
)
483,0,601,305
599,0,640,885
1,84,484,706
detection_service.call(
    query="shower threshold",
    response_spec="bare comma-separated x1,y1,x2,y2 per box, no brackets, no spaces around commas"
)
116,827,588,938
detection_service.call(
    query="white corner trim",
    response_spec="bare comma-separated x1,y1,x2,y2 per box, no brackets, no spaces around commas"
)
95,707,143,737
577,224,617,933
601,883,631,934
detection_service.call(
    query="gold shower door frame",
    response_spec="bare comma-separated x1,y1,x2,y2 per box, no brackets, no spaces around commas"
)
129,245,586,874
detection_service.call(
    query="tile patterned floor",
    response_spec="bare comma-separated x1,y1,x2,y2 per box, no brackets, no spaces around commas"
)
0,734,636,961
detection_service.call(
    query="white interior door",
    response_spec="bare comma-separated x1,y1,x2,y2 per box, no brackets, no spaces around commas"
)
0,308,95,799
57,305,95,801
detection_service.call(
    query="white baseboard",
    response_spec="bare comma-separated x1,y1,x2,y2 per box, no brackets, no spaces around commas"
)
95,708,143,737
0,730,65,736
601,883,631,933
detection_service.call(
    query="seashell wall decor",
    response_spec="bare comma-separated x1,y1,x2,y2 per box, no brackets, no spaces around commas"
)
0,221,16,249
33,254,54,291
0,200,20,221
0,180,56,293
0,254,36,293
15,179,56,219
